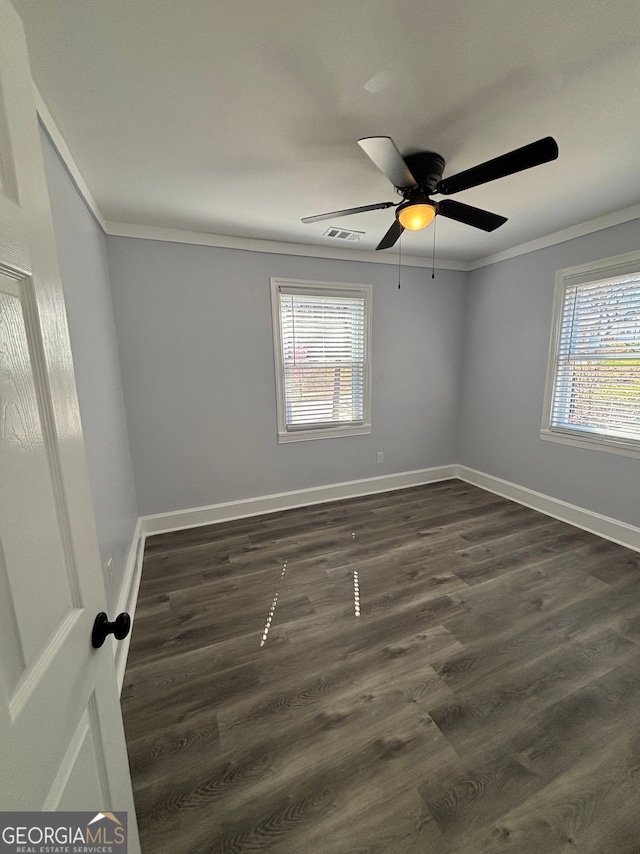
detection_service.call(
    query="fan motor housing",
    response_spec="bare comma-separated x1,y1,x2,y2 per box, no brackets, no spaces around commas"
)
403,151,445,194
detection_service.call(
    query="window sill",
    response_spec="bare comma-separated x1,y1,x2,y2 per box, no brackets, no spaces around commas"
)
540,428,640,459
277,423,372,443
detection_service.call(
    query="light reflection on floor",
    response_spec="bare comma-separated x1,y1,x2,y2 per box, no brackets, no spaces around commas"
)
260,529,363,647
260,560,287,647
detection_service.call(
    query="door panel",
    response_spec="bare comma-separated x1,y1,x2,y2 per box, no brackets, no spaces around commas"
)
0,274,74,669
0,57,29,276
44,699,109,811
0,3,139,849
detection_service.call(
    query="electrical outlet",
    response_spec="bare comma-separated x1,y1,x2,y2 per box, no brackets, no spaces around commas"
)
376,451,384,464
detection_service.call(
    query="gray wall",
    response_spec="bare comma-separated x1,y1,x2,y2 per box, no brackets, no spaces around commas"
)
458,218,640,528
41,126,139,610
42,119,640,534
106,237,466,516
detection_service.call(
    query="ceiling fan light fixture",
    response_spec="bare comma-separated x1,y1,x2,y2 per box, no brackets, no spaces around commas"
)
397,201,436,231
305,135,557,250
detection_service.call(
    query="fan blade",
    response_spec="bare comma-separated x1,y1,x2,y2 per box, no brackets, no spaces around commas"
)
438,199,507,232
358,137,418,189
376,219,404,250
437,136,558,195
301,201,396,224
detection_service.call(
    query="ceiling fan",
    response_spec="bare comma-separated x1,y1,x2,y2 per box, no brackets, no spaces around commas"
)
302,136,559,250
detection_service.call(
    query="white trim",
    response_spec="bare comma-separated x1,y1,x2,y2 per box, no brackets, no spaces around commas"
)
276,423,372,443
456,465,640,553
113,520,145,693
104,220,468,270
541,261,570,441
554,248,640,286
98,206,640,274
540,428,640,459
139,464,640,552
541,249,640,458
103,208,640,271
467,204,640,270
270,277,373,443
34,86,107,232
140,466,458,536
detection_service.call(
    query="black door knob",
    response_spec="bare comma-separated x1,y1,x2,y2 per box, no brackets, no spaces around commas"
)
92,612,131,649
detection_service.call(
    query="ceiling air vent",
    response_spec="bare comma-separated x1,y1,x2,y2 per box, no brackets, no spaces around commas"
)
323,227,363,242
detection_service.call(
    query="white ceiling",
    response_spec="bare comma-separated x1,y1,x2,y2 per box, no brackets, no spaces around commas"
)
12,0,640,262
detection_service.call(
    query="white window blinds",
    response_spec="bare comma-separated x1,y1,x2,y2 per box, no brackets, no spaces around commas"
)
550,272,640,444
277,285,369,432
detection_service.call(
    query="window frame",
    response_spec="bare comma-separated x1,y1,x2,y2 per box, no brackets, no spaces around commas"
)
541,249,640,459
270,277,373,443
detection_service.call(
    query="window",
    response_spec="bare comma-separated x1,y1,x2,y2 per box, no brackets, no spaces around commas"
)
542,251,640,457
271,278,372,442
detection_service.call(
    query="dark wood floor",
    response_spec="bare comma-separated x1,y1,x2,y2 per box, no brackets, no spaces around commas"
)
121,480,640,854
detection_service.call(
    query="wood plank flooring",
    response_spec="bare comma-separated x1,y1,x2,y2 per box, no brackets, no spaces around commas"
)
121,480,640,853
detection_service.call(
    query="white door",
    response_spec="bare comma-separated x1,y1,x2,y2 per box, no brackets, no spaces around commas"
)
0,2,140,848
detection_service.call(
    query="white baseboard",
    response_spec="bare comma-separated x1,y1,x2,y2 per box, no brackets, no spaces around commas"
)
140,464,640,551
125,466,638,676
456,465,640,553
140,465,458,536
113,520,146,693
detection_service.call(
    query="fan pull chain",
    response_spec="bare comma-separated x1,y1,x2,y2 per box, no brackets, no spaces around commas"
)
432,215,437,279
398,235,402,289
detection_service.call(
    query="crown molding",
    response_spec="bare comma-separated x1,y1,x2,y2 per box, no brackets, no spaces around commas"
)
35,88,640,274
468,202,640,270
104,220,469,270
34,84,107,232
